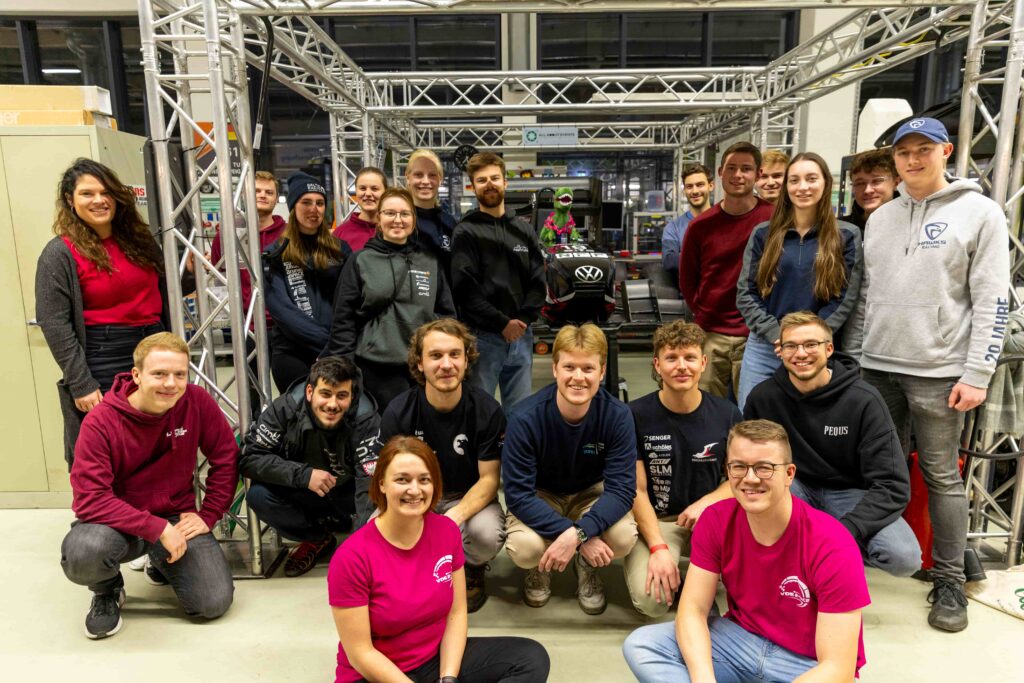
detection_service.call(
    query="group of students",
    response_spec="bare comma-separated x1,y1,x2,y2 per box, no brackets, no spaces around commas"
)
41,114,1012,682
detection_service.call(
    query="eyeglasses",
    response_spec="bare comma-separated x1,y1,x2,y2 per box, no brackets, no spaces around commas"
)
726,462,788,480
780,340,828,354
380,210,413,220
851,176,892,190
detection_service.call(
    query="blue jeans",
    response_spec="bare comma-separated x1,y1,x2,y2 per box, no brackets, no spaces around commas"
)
737,334,781,410
790,479,921,577
246,481,355,542
623,617,816,683
469,327,534,413
861,370,967,584
60,519,233,619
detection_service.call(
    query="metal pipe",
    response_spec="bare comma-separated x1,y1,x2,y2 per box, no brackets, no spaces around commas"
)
989,0,1024,207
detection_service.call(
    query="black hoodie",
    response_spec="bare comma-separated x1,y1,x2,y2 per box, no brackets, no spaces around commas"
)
450,209,546,334
743,352,910,544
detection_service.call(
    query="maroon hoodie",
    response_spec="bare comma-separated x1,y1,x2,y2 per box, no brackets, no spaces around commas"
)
71,374,239,543
210,214,287,323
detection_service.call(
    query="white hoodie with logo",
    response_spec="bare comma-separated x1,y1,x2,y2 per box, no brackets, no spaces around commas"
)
845,177,1011,388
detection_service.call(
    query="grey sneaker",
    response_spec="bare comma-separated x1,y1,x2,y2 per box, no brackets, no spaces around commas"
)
927,579,968,632
523,568,552,608
574,554,607,615
85,588,126,640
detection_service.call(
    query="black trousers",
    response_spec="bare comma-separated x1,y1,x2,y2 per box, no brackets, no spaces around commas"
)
357,357,413,411
270,328,319,393
373,637,549,683
84,323,165,392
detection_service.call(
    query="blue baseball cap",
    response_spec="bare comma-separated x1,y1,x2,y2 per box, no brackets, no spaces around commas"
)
893,117,950,145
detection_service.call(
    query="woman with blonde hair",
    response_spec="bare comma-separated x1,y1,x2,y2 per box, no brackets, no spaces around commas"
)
36,158,167,465
264,172,352,392
406,148,458,281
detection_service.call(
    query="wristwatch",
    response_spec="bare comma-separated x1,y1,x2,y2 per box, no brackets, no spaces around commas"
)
574,524,588,545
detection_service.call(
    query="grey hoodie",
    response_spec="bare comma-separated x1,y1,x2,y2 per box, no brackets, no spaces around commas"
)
845,177,1011,388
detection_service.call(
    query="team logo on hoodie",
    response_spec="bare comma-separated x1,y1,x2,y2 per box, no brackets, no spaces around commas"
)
920,221,949,249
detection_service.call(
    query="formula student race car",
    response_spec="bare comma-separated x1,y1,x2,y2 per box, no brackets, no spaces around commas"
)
541,243,616,325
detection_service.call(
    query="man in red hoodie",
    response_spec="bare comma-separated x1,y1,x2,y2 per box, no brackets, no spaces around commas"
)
60,332,239,640
679,141,774,399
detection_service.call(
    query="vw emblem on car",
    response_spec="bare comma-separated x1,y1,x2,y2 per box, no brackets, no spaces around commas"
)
575,265,603,282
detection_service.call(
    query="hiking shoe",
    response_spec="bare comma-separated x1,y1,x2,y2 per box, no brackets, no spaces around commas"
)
523,568,552,608
85,588,126,640
127,556,146,571
284,535,337,577
465,563,489,613
144,557,169,586
574,554,607,615
927,579,969,632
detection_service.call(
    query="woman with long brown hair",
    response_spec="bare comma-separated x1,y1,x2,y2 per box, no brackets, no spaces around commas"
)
264,172,352,392
36,158,167,466
735,152,863,409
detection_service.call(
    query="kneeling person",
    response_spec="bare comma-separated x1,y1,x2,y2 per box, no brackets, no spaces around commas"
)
624,420,870,681
503,323,638,615
744,311,920,577
377,319,506,612
625,321,741,617
61,333,238,639
241,357,379,577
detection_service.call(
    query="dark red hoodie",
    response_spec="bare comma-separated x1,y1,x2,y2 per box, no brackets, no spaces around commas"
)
71,374,239,543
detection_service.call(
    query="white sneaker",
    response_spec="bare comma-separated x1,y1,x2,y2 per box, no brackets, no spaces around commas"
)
574,554,606,615
127,556,146,571
523,568,552,608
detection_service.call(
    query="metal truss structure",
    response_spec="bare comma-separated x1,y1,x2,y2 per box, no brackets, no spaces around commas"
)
140,0,1024,574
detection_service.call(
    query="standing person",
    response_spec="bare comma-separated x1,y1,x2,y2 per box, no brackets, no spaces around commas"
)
846,117,1012,632
328,435,550,683
623,420,870,682
503,324,638,615
451,152,546,412
755,149,789,204
36,158,167,467
624,321,741,618
735,152,863,409
240,357,380,577
334,167,387,252
745,312,920,577
662,163,715,287
264,172,352,393
679,141,774,399
406,149,458,282
60,333,237,639
843,148,899,232
377,319,506,612
325,187,455,410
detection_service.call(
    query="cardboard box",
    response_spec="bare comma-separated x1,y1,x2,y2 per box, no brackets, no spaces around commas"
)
0,85,112,116
0,109,117,129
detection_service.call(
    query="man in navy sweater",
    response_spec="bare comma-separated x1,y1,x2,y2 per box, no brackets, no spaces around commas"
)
744,311,919,577
503,323,638,615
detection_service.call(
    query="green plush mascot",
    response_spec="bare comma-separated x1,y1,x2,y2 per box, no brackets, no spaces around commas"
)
540,187,582,248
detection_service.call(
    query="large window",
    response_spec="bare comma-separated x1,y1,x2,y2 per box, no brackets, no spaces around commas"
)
333,16,413,71
710,12,794,66
0,20,21,84
624,13,703,69
538,14,621,71
332,15,499,72
36,20,110,89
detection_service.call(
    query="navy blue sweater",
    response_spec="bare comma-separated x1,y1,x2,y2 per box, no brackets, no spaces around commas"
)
502,383,637,539
736,220,863,343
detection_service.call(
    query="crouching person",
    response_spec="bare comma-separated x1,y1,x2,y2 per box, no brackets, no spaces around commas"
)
61,332,238,639
241,356,379,577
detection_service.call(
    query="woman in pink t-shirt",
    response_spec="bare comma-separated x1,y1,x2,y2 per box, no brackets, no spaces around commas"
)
333,167,387,252
36,158,167,466
328,436,549,683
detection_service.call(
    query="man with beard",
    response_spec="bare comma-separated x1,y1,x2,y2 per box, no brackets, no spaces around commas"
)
240,356,379,577
662,163,715,288
744,311,920,577
755,149,789,204
679,142,774,399
503,324,638,615
375,318,506,612
451,152,546,412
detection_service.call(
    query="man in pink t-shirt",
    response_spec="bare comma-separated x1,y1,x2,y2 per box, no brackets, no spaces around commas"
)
624,419,870,682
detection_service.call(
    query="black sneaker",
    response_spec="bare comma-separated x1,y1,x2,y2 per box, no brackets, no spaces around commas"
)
465,563,489,613
85,588,126,640
284,535,338,577
144,557,169,586
927,579,969,632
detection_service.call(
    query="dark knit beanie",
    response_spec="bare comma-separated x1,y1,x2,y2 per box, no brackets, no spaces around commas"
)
286,172,327,212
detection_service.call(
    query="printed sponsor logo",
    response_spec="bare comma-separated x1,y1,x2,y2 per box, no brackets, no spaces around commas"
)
582,442,605,458
823,425,849,436
575,265,603,282
779,575,810,607
433,554,454,584
692,442,717,460
453,434,469,456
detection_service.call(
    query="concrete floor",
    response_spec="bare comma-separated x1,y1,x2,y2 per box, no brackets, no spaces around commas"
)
3,352,1022,682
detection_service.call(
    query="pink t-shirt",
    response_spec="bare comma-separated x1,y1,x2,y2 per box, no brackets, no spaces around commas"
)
691,496,871,674
65,237,162,326
328,512,465,682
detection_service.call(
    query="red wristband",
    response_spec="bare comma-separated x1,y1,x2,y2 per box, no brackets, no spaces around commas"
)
649,543,669,554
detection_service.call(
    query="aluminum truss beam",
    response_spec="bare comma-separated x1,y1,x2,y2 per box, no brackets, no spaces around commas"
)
412,121,686,152
228,1,975,15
